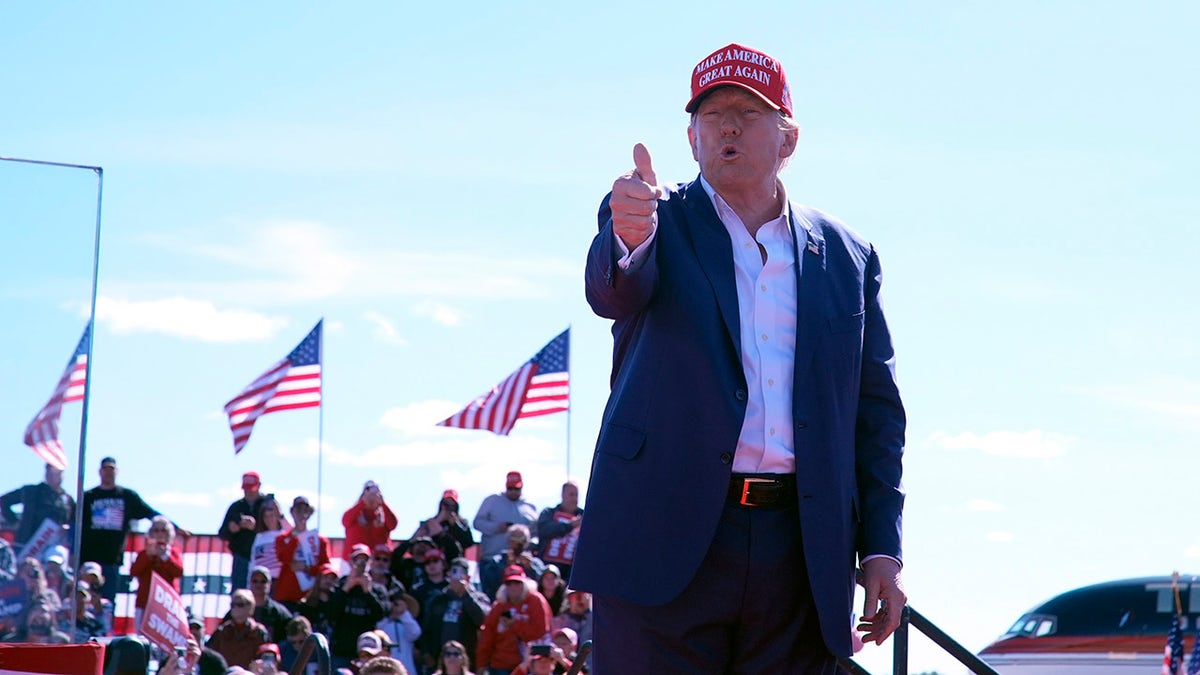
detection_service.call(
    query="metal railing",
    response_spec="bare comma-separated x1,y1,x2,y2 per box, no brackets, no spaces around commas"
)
838,605,1001,675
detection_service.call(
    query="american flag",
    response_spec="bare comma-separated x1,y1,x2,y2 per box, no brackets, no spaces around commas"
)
1188,617,1200,675
1167,607,1185,675
23,321,91,470
438,328,569,435
224,320,322,454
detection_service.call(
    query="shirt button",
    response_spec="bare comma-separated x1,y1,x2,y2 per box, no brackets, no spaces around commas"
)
796,422,808,430
767,378,775,386
769,427,776,436
735,389,748,401
760,284,767,292
761,334,768,341
720,452,733,464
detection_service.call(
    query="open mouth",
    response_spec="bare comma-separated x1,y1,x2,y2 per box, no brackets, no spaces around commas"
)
720,145,739,159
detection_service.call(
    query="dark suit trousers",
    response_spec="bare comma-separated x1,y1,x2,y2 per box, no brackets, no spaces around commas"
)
592,500,838,674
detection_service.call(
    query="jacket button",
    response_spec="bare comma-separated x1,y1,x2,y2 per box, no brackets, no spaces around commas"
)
720,452,732,464
795,422,808,429
734,389,747,401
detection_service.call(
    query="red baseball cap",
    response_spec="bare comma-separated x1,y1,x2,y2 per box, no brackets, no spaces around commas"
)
241,471,261,488
442,489,459,503
349,544,371,560
503,564,526,582
685,43,793,118
423,548,446,563
506,471,523,489
257,643,281,658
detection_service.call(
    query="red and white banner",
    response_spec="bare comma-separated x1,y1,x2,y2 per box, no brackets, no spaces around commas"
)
140,572,191,653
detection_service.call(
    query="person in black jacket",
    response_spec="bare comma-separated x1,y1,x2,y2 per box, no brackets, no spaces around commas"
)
329,543,389,669
0,464,75,549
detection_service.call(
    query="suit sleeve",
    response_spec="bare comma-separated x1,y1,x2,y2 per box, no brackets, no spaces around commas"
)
584,193,660,320
854,245,906,562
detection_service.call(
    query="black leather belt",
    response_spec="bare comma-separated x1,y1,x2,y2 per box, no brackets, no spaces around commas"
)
727,473,797,508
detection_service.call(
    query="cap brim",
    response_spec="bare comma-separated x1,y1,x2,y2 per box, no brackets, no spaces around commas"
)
685,81,783,114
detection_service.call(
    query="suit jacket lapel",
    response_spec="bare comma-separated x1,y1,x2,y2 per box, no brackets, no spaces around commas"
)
791,202,825,389
681,179,742,357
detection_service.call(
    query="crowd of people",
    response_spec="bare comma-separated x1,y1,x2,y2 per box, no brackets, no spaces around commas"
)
0,461,589,675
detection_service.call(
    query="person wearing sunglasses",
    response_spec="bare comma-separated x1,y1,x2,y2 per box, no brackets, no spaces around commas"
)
206,588,269,668
432,640,476,675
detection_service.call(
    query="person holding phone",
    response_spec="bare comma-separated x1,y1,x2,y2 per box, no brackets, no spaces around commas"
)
343,480,398,550
476,566,550,675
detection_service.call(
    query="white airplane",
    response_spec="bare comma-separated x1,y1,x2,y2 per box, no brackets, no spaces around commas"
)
978,575,1195,673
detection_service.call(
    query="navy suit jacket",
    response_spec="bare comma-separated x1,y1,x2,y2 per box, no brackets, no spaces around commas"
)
571,177,906,657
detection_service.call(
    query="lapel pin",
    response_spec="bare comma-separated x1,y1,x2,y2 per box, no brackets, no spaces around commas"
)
806,239,821,256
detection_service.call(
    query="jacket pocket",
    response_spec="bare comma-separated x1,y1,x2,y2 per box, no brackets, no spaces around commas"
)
828,310,865,334
596,423,646,460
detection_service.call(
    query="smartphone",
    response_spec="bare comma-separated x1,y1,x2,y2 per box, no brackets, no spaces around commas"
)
531,644,552,657
174,646,187,661
262,653,277,666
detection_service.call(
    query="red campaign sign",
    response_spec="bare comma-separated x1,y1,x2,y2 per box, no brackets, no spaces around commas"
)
140,571,190,653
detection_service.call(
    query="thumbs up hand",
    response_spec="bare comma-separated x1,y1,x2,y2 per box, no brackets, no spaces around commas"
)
610,142,664,250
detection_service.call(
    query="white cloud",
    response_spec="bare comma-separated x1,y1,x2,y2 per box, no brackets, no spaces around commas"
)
930,430,1072,459
412,301,466,327
968,499,1003,512
1075,379,1200,429
364,310,408,346
94,296,287,342
987,531,1015,543
379,401,461,436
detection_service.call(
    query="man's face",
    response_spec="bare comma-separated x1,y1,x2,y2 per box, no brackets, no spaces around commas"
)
291,504,312,526
230,594,253,622
250,573,271,597
370,552,391,575
567,592,589,614
319,573,338,591
531,657,554,675
411,543,431,561
99,463,117,486
687,87,797,196
351,554,370,572
562,483,579,508
244,484,260,500
45,466,63,489
505,485,522,501
362,484,383,509
504,579,526,603
424,558,445,580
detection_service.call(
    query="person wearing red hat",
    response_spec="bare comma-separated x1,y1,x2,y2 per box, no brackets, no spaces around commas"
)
576,42,907,672
218,471,265,591
476,565,550,675
342,480,399,551
329,541,390,668
403,488,475,564
473,472,538,609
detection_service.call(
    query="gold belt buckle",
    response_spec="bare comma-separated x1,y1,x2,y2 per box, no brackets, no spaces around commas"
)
740,478,771,506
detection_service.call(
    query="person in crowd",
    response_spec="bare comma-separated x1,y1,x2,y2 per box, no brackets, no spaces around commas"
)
537,566,566,617
343,480,398,550
476,566,551,675
130,515,184,628
358,654,410,675
377,588,422,675
0,536,14,582
354,630,398,673
81,456,189,602
78,561,113,635
368,543,404,600
510,643,570,675
411,548,449,614
0,464,75,549
472,472,538,562
535,481,582,583
297,562,339,638
3,599,70,643
43,545,73,603
279,615,317,673
250,495,289,582
246,565,294,643
432,639,476,675
549,590,592,668
197,648,230,675
73,581,105,641
218,471,266,591
420,557,490,675
188,612,207,651
329,544,390,668
481,524,544,601
207,588,270,668
275,495,330,607
405,489,474,563
391,536,435,592
17,557,61,619
550,628,580,673
252,643,282,675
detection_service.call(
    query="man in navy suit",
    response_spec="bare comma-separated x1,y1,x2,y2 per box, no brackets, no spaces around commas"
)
572,43,907,673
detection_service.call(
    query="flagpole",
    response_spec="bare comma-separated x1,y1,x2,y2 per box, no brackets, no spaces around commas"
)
566,324,573,479
2,156,105,643
317,317,325,532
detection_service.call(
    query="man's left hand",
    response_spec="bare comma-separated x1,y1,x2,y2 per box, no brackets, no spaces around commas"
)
857,557,906,645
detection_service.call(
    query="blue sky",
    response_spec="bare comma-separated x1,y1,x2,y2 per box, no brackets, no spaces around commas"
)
2,2,1198,672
